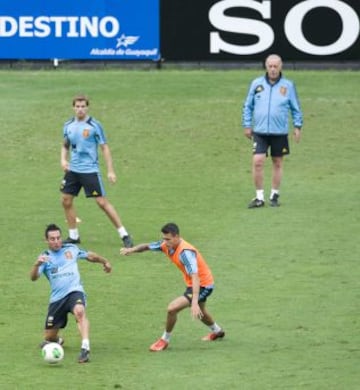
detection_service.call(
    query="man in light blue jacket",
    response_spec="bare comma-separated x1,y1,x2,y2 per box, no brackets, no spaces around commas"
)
242,54,303,208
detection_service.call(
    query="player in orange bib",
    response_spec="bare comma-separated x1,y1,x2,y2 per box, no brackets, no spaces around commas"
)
120,222,225,352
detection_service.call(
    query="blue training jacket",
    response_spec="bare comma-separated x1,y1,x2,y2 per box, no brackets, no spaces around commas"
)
242,74,303,135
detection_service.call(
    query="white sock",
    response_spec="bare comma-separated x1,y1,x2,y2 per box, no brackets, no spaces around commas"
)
161,331,171,342
117,226,128,238
270,189,279,199
256,190,264,201
81,339,90,351
69,228,79,240
209,323,222,333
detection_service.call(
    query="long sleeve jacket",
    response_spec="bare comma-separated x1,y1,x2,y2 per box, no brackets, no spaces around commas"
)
242,74,303,135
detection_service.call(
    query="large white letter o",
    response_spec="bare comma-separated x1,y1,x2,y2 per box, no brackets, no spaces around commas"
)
285,0,359,55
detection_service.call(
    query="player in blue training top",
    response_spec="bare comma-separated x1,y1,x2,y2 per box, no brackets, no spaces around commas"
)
30,223,112,363
242,54,303,208
60,94,133,247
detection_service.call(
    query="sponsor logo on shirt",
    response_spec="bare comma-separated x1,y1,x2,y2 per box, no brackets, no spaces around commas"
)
255,85,264,94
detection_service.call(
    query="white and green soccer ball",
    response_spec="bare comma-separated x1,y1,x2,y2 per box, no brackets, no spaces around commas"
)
41,342,64,364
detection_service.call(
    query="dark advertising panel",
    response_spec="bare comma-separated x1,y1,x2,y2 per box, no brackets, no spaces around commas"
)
160,0,360,61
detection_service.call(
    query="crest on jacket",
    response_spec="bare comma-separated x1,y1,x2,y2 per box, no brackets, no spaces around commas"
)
280,86,287,96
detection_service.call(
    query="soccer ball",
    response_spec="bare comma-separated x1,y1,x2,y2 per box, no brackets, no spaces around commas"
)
42,342,64,364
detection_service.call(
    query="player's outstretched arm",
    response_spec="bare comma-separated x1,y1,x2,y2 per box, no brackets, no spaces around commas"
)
120,243,150,256
30,255,48,281
86,251,112,273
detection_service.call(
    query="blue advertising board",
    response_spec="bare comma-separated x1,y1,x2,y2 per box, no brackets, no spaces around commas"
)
0,1,159,60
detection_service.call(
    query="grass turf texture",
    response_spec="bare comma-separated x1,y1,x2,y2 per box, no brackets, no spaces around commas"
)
0,69,359,389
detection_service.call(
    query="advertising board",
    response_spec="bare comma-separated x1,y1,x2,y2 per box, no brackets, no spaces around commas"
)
161,0,360,61
0,0,159,60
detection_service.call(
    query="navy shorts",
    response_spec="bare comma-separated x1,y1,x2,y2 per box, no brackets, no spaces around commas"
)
44,291,86,330
252,133,290,157
183,286,214,303
60,170,106,197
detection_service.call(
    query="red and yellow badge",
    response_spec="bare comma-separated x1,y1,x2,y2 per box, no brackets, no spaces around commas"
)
82,129,90,138
280,86,287,96
64,251,73,260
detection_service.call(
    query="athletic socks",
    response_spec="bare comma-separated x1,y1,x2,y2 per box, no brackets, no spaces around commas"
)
81,339,90,351
161,331,171,342
69,228,80,240
117,226,129,239
256,189,280,200
209,322,222,333
270,189,279,200
256,189,265,201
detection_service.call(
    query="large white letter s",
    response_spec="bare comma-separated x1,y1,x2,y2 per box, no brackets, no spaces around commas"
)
209,0,274,55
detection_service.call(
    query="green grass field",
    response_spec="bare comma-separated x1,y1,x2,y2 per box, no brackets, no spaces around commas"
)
0,68,359,389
